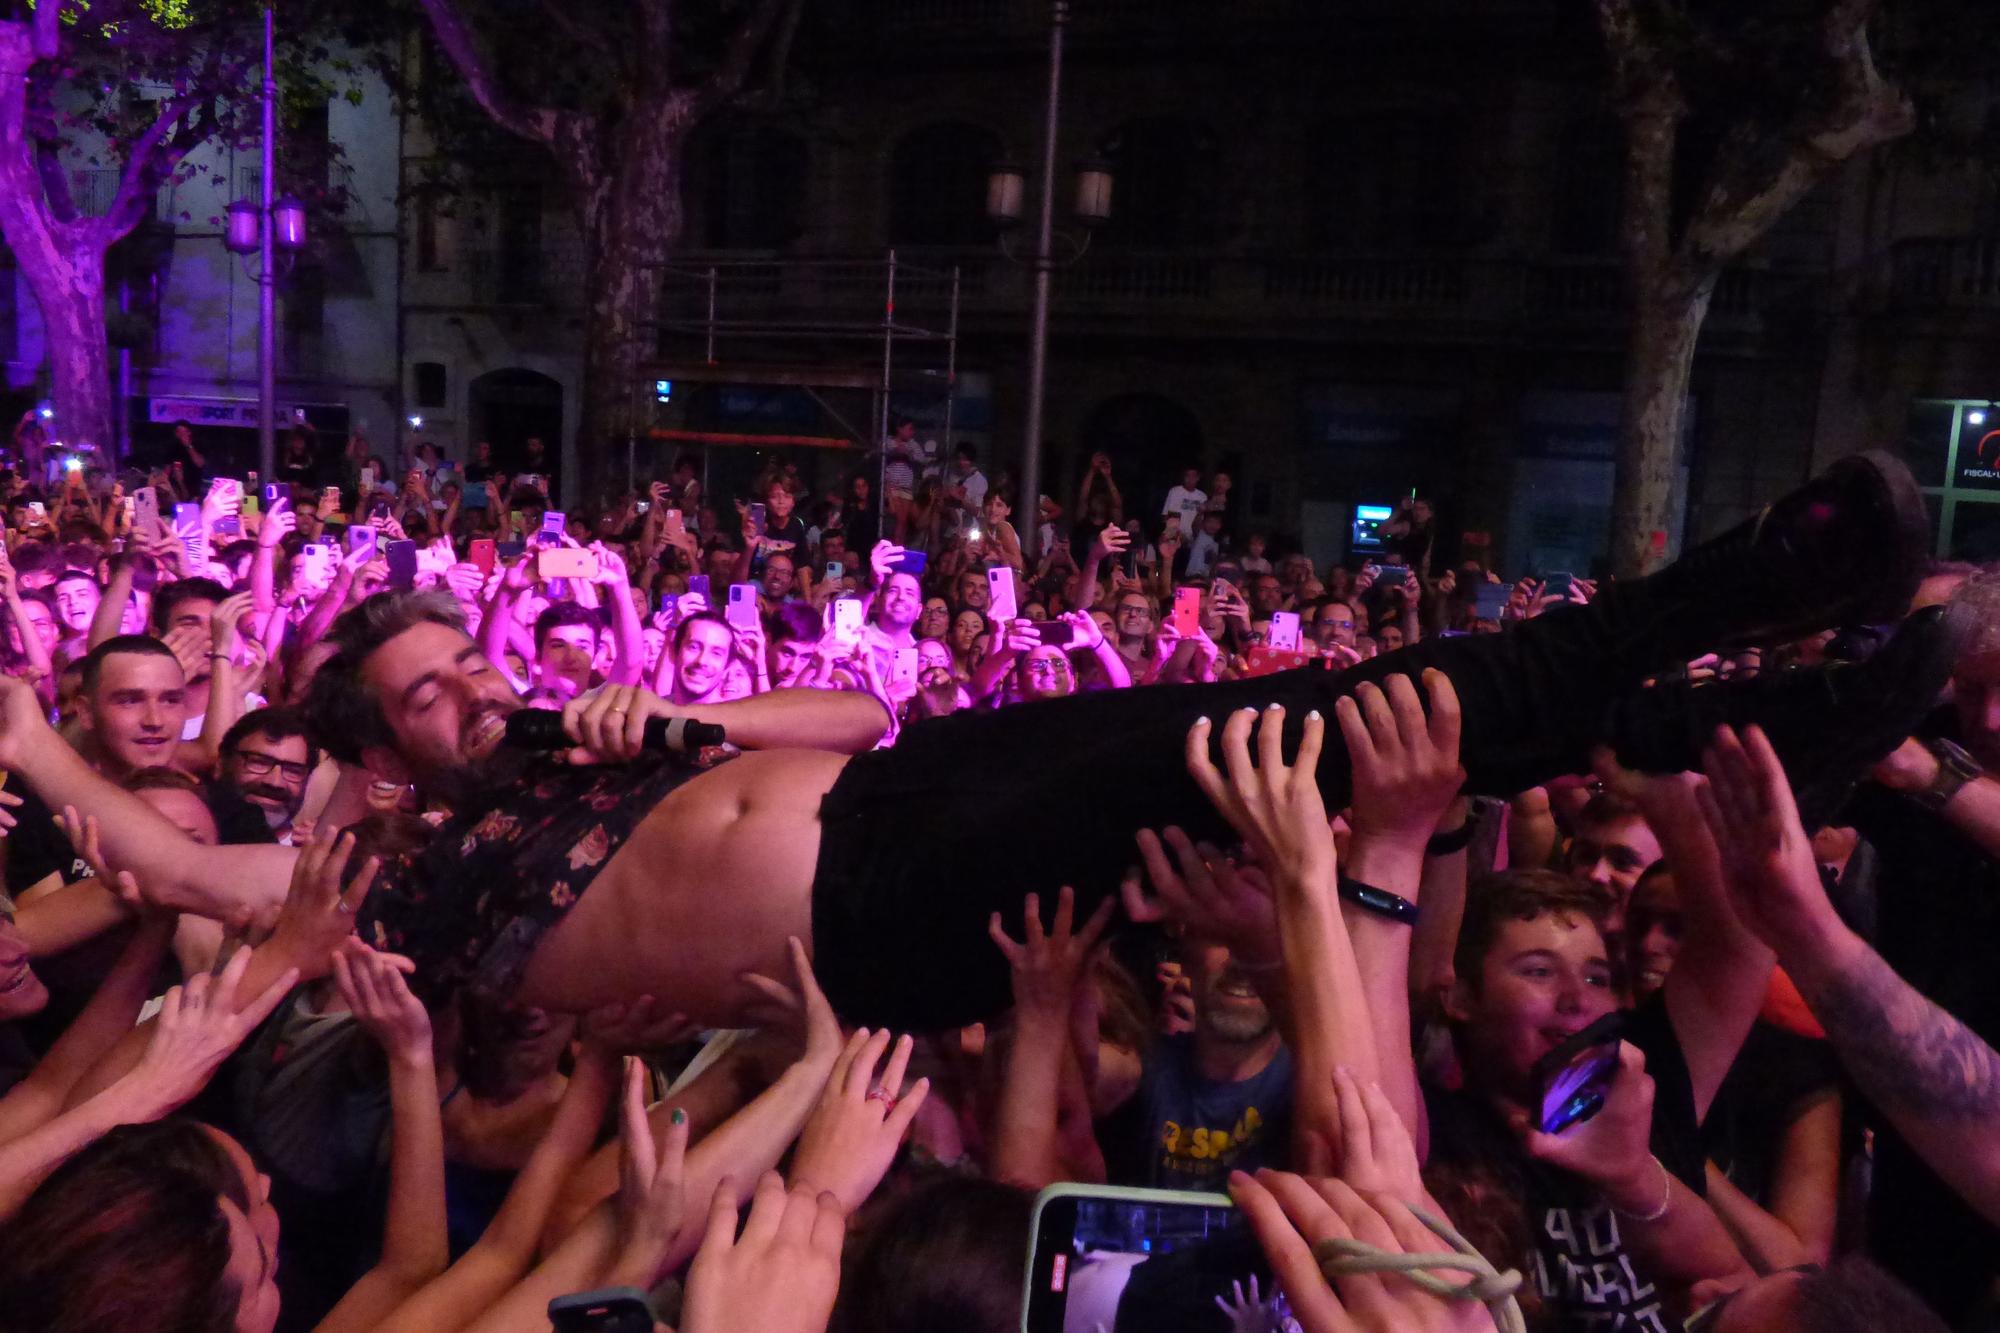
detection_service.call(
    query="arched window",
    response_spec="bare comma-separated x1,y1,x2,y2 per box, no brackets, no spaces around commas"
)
1097,117,1217,247
888,121,1001,246
696,125,810,250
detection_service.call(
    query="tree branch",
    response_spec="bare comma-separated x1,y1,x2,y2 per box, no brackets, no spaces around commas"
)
31,0,61,60
35,140,75,224
92,89,206,244
690,0,794,117
417,0,556,146
536,0,620,69
1676,0,1912,272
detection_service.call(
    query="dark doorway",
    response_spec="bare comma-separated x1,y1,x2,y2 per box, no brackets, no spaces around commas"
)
469,368,563,472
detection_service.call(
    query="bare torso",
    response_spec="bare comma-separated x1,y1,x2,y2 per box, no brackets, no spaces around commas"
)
516,747,851,1023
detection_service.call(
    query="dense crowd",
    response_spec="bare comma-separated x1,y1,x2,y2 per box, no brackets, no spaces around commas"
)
0,411,1994,1333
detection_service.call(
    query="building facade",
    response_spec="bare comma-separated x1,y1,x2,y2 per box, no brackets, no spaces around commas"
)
7,2,2000,571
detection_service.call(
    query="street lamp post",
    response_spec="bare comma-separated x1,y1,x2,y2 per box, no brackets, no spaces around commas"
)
222,7,306,481
986,0,1111,537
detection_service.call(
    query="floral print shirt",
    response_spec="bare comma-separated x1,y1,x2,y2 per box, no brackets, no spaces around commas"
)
359,747,731,1005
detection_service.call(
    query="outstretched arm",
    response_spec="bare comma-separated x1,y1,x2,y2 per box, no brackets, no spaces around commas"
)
1701,724,2000,1226
0,679,298,920
558,679,890,759
1605,753,1774,1123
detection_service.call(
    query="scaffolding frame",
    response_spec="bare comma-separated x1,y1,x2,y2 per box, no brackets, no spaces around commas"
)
631,252,961,532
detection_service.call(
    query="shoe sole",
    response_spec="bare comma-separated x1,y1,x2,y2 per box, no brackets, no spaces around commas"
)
1731,448,1930,651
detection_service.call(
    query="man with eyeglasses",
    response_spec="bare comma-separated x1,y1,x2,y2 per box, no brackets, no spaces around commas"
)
1311,598,1358,652
218,707,317,842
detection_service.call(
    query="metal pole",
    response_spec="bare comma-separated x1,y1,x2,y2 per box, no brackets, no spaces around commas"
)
879,250,896,541
1020,0,1066,543
256,5,277,480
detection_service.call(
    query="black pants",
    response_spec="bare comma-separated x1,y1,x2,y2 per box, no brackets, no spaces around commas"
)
811,591,1678,1029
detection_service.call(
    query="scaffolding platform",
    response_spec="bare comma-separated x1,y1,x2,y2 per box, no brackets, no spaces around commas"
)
629,253,961,513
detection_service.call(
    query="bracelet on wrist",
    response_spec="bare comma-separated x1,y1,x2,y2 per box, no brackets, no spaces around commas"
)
1610,1155,1673,1223
1337,872,1420,926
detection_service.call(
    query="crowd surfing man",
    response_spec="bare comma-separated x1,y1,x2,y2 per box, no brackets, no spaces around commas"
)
0,442,1995,1331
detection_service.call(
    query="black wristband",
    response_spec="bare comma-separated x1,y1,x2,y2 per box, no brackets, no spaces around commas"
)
1426,820,1476,857
1338,873,1420,926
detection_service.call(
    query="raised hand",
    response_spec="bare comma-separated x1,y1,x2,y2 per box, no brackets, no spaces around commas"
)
870,539,906,585
1508,1040,1662,1214
55,805,150,911
263,831,382,981
1122,828,1280,968
1228,1169,1502,1333
582,994,698,1056
257,496,295,549
1329,1066,1426,1204
790,1028,930,1211
1692,724,1827,950
210,589,256,658
1336,670,1464,850
680,1171,846,1333
740,935,845,1073
1184,704,1334,890
332,940,433,1068
610,1054,691,1288
988,886,1115,1024
162,623,208,681
121,947,299,1120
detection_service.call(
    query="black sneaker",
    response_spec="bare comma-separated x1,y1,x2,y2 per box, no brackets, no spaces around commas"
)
1609,601,1971,828
1624,449,1930,661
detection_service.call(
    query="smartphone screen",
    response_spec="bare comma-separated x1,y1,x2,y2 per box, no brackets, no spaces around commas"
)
1544,571,1575,599
1532,1012,1624,1134
1023,1186,1278,1333
748,502,767,538
987,566,1019,625
832,597,864,637
385,539,418,589
542,511,567,539
1030,620,1075,648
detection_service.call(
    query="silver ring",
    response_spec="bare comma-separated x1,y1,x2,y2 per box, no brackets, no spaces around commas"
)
335,901,354,915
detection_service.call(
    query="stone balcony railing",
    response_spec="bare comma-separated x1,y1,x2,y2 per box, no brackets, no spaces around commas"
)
648,246,1798,341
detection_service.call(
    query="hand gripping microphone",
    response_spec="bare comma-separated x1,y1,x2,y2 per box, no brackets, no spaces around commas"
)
502,708,726,754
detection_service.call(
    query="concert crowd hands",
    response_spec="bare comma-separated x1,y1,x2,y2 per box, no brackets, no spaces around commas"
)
0,435,1988,1333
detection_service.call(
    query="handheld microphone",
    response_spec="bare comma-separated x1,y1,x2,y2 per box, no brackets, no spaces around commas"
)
501,708,726,754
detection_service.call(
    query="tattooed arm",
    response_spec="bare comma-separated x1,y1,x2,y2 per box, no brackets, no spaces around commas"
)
1696,728,2000,1224
1784,926,2000,1225
1697,724,2000,1226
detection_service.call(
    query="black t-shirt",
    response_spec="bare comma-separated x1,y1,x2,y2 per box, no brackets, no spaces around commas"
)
3,777,88,895
1701,1019,1838,1206
758,514,809,566
1844,735,2000,1326
1422,995,1700,1333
